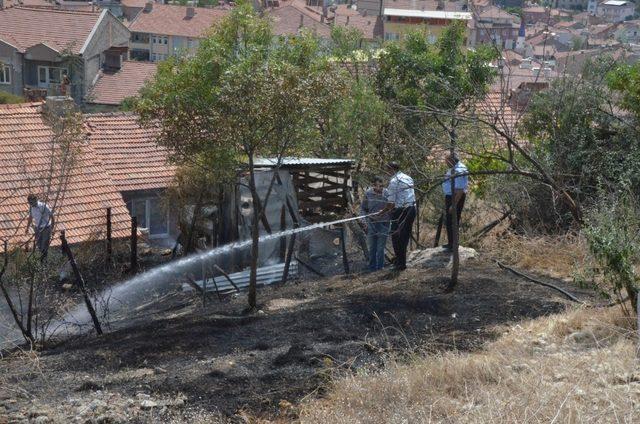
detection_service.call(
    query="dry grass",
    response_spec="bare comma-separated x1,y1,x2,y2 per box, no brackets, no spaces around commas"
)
479,232,591,280
300,306,640,423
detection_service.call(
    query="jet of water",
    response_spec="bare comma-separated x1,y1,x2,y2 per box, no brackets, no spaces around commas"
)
58,213,375,334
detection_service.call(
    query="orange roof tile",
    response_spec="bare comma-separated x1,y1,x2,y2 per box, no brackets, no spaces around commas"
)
266,4,332,37
0,6,101,54
87,61,157,106
84,113,175,193
128,3,230,38
0,102,131,247
267,0,382,40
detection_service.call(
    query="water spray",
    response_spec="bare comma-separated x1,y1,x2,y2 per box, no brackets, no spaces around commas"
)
58,213,377,334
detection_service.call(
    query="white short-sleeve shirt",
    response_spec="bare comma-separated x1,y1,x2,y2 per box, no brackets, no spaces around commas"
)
387,172,416,208
30,201,53,230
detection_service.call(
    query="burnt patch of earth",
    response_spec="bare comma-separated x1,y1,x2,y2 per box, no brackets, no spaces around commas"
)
0,258,597,422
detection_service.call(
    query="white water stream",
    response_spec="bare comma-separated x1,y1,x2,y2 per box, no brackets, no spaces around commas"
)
56,213,373,335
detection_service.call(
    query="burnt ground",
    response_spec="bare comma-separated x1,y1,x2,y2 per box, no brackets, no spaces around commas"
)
0,256,598,423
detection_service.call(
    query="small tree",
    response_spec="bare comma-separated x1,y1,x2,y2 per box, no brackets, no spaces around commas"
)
584,192,640,316
135,5,348,310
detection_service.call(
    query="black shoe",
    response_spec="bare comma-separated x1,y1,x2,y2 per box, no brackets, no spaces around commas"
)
441,244,452,251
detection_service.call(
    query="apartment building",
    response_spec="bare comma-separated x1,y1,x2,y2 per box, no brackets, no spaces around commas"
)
128,2,229,62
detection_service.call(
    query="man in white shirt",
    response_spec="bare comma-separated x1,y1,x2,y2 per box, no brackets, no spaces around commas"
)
382,162,416,272
25,194,55,260
442,153,468,251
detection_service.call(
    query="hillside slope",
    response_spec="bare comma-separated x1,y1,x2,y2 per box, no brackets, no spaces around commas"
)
0,256,592,423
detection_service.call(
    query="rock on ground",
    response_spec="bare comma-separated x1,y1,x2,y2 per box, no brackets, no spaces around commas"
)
408,246,477,269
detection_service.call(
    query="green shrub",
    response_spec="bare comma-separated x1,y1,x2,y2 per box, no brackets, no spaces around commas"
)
0,90,25,105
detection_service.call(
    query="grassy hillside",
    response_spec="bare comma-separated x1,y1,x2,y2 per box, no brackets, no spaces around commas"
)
301,306,637,423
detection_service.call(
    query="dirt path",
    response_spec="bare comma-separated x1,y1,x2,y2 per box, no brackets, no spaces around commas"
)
0,258,595,423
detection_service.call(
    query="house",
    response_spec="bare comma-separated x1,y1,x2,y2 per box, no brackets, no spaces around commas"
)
266,2,333,38
596,0,635,23
86,60,157,110
469,6,521,49
0,7,130,103
522,6,551,25
553,0,589,11
84,112,177,242
0,99,131,248
382,3,472,43
121,0,149,21
612,20,640,42
128,3,230,62
266,0,383,43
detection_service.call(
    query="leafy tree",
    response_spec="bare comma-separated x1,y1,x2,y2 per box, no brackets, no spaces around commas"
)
523,57,640,221
135,4,348,310
584,192,640,315
607,61,640,120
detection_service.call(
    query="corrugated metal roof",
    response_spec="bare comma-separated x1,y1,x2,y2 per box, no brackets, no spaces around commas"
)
253,157,355,167
183,261,299,294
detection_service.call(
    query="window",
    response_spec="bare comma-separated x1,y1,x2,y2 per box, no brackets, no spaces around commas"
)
37,66,68,87
128,197,169,237
151,53,167,62
384,32,400,41
0,65,10,84
132,32,150,43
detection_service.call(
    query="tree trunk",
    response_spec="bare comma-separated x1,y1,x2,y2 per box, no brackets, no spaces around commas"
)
447,132,460,292
247,154,260,311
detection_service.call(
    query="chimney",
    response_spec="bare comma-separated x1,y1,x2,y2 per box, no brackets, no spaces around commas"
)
186,6,195,18
143,1,153,12
321,14,325,23
437,0,444,10
346,15,350,25
363,9,367,16
45,96,75,117
299,13,304,28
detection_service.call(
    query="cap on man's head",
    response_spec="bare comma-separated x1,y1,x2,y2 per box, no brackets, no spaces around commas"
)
387,161,400,171
27,194,37,203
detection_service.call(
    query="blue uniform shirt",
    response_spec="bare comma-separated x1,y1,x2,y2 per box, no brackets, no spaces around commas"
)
442,161,469,196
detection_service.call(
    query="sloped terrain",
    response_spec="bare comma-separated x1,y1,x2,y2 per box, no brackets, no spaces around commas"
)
0,255,595,423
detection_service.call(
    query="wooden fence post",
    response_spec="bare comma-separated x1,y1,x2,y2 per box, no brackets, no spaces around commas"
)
59,230,103,336
106,207,112,267
340,225,350,275
130,216,138,271
282,231,297,285
433,213,444,248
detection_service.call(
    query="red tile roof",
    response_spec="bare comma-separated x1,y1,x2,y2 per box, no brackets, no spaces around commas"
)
267,0,382,40
0,102,131,247
84,113,175,193
267,3,332,37
128,3,229,38
87,61,157,106
0,6,102,54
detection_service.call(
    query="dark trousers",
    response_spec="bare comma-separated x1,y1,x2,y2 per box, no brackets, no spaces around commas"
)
390,206,416,269
445,194,466,247
35,226,51,260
